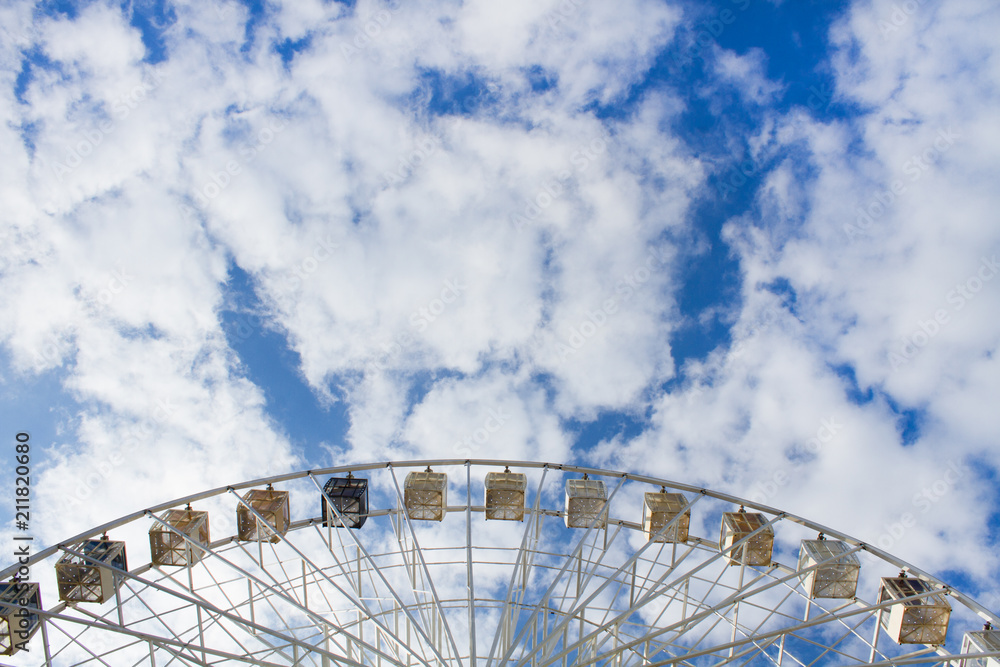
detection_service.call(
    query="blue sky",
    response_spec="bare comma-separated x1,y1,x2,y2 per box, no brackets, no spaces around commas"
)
218,0,853,461
2,0,1000,622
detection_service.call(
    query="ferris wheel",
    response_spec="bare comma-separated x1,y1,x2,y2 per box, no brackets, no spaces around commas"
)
1,459,998,666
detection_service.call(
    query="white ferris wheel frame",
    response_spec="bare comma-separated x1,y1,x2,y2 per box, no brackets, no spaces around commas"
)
1,458,998,667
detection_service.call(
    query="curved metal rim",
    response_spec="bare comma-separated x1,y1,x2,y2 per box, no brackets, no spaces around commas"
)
4,457,997,627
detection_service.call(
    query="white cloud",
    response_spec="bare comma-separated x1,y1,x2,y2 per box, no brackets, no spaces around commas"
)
1,0,998,633
400,368,570,462
713,47,784,104
40,3,145,76
594,0,1000,591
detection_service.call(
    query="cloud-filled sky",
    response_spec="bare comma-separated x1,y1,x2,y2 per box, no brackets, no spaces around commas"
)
1,0,999,616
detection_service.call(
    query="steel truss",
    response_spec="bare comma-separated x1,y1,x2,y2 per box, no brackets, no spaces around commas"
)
1,459,997,667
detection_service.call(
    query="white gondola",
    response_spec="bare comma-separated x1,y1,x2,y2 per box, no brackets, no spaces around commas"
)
150,506,210,566
485,468,527,521
56,538,127,603
642,489,690,542
719,508,773,566
960,627,1000,667
798,537,860,598
237,486,290,543
404,468,448,521
878,575,951,645
565,476,607,528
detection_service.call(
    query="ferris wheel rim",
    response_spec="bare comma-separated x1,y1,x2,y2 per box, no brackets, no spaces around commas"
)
3,458,998,667
1,458,990,604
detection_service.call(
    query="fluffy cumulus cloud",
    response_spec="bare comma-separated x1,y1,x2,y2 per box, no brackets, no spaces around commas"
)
595,0,1000,587
1,0,999,637
0,0,688,536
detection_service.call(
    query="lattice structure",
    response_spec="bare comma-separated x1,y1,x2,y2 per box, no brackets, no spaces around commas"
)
642,490,690,542
485,469,527,521
404,469,448,521
1,461,996,667
798,537,861,598
321,475,369,528
960,628,1000,667
237,487,290,543
150,507,210,566
565,476,607,528
0,582,41,656
720,508,774,566
55,539,127,603
879,576,952,645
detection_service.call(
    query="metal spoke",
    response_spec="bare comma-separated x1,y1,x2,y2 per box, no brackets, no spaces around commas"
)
485,464,549,667
387,465,466,666
4,460,996,667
